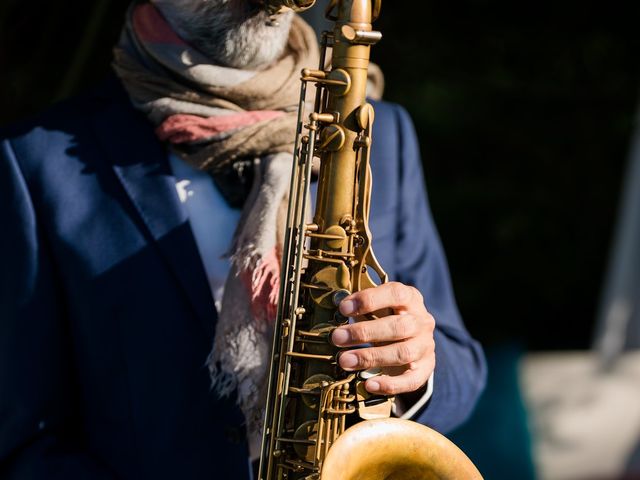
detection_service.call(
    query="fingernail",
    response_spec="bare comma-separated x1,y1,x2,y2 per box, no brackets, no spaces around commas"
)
339,352,358,369
340,299,357,316
332,328,350,346
367,380,380,392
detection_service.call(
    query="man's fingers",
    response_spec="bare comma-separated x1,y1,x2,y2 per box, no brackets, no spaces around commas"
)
332,314,432,346
333,282,435,396
365,358,434,395
337,337,430,371
339,282,425,317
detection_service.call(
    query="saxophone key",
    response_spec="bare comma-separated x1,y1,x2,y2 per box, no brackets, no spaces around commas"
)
332,289,351,307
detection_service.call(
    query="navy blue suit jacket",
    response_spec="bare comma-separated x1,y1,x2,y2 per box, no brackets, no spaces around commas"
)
0,77,486,479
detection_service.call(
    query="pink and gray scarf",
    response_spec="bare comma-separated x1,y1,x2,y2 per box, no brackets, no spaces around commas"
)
113,1,319,452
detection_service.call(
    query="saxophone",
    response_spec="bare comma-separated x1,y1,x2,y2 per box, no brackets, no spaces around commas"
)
258,1,483,478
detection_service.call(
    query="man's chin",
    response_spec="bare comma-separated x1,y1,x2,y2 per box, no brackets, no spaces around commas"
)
152,0,294,69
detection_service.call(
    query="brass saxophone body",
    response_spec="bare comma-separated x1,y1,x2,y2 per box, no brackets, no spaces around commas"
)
258,2,483,478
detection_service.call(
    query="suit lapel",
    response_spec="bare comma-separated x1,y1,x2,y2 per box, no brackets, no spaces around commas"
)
91,92,216,339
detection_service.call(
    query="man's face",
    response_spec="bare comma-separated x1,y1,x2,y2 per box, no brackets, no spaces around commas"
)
151,0,294,69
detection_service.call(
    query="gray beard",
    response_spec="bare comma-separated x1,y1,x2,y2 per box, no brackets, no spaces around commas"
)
150,0,294,70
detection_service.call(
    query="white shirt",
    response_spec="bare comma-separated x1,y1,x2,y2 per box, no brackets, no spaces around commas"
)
168,153,433,422
169,153,240,311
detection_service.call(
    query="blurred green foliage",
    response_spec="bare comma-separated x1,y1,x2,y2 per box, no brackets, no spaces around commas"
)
1,0,639,349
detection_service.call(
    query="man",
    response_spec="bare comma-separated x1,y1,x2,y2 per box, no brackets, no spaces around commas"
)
0,1,486,478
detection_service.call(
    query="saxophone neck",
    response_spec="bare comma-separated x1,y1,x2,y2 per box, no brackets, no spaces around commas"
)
331,0,380,26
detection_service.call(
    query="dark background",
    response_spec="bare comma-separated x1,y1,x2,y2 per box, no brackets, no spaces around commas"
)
2,0,639,350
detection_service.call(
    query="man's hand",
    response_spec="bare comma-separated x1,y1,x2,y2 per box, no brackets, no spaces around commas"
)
331,282,436,395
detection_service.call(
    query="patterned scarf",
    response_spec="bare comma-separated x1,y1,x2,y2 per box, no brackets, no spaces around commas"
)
113,2,319,453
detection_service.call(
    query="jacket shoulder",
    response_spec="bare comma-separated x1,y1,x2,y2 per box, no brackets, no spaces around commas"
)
1,75,130,137
371,99,411,128
0,77,150,189
370,99,417,149
0,76,133,168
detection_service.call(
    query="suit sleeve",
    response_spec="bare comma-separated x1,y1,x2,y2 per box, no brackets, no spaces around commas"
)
0,139,115,479
391,105,487,433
